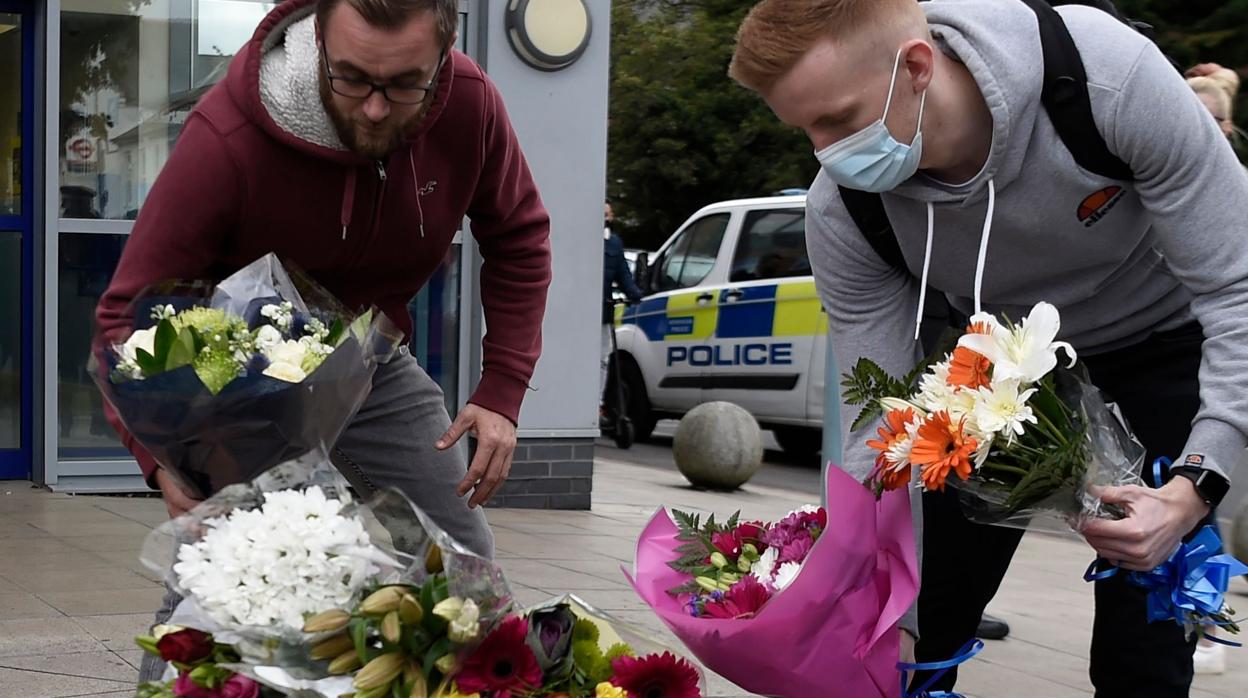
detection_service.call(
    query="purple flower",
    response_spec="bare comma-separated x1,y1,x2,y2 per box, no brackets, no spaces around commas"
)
778,534,814,564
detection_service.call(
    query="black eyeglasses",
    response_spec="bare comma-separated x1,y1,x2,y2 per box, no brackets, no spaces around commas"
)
320,42,445,106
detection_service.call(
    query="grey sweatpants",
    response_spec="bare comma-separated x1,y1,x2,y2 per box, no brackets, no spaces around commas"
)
139,349,493,681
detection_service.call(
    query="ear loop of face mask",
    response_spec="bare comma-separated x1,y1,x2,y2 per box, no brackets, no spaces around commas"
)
881,47,927,146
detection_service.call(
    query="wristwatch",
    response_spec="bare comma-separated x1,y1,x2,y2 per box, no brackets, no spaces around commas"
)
1168,465,1231,508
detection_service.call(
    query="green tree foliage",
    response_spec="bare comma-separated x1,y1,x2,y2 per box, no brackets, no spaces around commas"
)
1119,0,1248,157
607,0,818,250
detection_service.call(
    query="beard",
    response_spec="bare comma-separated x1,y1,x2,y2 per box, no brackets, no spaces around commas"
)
319,72,428,160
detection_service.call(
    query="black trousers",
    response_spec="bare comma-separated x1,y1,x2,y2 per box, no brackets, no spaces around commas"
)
913,322,1207,696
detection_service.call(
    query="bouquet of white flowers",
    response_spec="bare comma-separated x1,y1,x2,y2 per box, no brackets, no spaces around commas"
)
93,254,402,498
135,453,515,698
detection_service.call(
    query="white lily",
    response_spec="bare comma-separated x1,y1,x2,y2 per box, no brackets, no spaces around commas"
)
121,327,158,363
880,396,926,416
957,302,1076,384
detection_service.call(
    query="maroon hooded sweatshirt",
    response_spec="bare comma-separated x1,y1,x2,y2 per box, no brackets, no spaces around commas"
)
96,0,552,486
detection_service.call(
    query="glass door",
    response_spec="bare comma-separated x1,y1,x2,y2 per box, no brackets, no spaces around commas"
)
0,4,33,479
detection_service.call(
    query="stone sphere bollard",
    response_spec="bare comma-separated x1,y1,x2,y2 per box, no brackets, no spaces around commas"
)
1233,500,1248,564
673,401,764,490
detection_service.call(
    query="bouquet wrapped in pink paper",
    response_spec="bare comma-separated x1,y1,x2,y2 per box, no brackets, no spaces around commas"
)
627,465,918,698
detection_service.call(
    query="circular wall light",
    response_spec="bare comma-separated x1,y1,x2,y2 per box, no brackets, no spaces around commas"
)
505,0,592,72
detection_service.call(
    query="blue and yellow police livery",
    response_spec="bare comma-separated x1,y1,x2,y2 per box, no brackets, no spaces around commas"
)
612,195,826,456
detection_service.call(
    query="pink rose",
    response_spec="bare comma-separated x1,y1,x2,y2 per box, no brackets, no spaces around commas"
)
173,673,218,698
221,674,260,698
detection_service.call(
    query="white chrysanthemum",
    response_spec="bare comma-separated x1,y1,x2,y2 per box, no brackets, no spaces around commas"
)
173,486,378,632
750,546,779,588
973,380,1038,444
773,561,803,591
885,432,915,468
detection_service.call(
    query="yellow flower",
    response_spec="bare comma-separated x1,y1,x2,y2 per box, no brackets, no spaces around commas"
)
432,681,479,698
595,683,629,698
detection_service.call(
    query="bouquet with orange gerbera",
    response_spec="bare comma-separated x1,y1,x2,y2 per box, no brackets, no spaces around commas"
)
843,302,1145,530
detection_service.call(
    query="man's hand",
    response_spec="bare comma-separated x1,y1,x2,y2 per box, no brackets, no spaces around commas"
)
1080,478,1210,571
1185,62,1226,79
154,469,202,519
438,404,517,509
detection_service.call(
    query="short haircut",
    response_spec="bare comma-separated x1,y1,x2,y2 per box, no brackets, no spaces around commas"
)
730,0,924,92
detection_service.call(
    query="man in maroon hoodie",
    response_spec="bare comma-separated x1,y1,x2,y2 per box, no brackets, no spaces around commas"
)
98,0,548,591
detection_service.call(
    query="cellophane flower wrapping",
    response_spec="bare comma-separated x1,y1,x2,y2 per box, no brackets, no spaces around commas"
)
946,367,1146,531
627,465,918,698
92,253,403,498
139,453,513,696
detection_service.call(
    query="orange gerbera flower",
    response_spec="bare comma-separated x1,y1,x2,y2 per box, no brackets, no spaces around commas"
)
867,408,915,492
879,463,914,491
911,410,977,491
946,321,994,390
867,408,914,465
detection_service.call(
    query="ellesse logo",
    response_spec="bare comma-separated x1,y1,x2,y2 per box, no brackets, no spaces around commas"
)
1077,186,1125,227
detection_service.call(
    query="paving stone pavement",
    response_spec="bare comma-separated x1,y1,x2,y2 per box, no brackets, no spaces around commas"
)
0,457,1245,697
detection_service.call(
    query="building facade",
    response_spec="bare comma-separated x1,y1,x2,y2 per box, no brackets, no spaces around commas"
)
0,0,606,507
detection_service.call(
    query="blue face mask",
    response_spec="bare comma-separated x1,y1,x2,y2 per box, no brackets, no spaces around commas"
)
815,49,927,193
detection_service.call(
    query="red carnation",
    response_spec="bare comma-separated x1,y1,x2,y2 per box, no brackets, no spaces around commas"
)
455,615,543,697
610,651,701,698
157,628,215,664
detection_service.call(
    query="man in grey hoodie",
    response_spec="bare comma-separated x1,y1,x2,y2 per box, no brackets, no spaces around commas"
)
730,0,1247,695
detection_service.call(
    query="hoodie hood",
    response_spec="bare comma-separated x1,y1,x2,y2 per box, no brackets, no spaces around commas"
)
891,0,1044,205
226,0,455,166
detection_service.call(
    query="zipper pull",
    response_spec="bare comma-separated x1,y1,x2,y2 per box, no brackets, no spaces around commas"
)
376,161,387,181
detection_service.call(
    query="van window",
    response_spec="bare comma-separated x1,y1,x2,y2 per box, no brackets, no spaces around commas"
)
654,213,729,292
729,208,809,282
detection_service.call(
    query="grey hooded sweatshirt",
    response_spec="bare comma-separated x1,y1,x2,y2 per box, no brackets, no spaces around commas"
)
808,0,1248,489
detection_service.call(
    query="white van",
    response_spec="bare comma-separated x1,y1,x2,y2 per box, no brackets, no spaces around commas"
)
612,195,826,457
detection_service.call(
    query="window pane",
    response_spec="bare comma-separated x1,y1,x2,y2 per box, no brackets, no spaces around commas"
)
59,0,274,220
58,233,128,457
408,246,461,415
677,213,729,287
0,13,20,217
729,209,809,282
0,231,19,449
656,225,694,293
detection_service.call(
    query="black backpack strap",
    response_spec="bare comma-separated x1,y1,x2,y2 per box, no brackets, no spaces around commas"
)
838,186,906,269
1021,0,1134,181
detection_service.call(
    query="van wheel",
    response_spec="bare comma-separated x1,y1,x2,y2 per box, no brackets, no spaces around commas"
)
773,426,822,460
619,357,656,442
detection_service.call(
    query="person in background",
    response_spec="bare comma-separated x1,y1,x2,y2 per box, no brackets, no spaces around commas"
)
1185,60,1243,676
601,202,643,422
1186,62,1241,144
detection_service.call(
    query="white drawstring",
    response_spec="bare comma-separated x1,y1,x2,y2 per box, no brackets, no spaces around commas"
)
410,148,426,238
973,179,996,315
913,202,935,341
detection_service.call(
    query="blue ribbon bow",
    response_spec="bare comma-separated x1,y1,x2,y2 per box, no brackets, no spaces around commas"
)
1085,524,1248,642
898,639,984,698
1133,526,1248,631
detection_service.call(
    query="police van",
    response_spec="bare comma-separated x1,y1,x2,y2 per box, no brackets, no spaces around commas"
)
613,195,826,457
